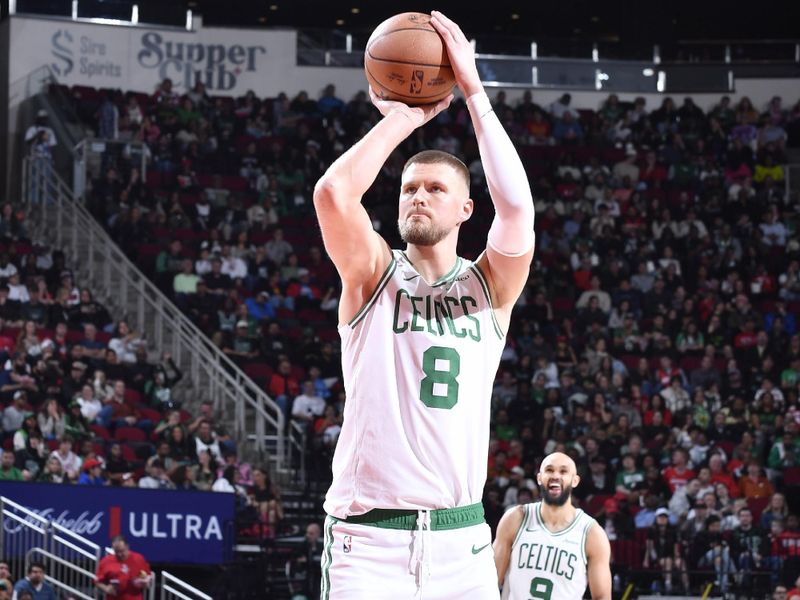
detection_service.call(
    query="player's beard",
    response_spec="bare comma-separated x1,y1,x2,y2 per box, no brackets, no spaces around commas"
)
539,482,573,507
398,217,451,247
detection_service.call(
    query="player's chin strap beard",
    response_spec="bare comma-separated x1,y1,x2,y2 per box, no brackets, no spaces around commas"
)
412,509,432,589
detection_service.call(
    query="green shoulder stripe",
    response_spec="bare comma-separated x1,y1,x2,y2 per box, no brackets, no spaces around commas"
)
511,505,529,548
348,257,397,327
580,518,593,565
469,264,505,340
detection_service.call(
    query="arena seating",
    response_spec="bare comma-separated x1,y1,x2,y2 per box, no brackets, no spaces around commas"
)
11,79,800,595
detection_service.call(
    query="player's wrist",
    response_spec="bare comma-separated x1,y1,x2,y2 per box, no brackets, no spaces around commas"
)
466,91,492,119
387,107,421,129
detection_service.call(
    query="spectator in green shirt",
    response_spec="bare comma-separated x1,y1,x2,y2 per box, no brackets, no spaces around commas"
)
0,450,25,481
615,453,645,502
767,426,799,471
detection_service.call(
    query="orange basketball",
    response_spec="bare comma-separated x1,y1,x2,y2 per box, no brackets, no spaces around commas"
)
364,12,456,106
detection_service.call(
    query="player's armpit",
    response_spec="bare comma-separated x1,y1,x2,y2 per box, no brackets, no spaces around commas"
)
585,523,613,600
492,505,525,587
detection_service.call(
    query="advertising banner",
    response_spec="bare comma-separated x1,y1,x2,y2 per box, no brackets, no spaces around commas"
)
0,482,235,564
8,16,296,96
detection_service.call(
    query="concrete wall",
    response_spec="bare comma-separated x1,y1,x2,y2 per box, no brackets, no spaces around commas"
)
0,19,10,201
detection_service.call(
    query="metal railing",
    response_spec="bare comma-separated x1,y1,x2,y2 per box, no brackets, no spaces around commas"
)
160,571,212,600
0,496,102,599
21,156,305,480
73,137,149,200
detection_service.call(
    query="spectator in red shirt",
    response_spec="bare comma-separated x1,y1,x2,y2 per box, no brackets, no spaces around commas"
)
662,448,696,494
268,358,300,417
708,453,739,498
95,535,152,600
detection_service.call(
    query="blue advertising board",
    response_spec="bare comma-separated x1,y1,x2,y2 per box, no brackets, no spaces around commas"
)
0,482,235,564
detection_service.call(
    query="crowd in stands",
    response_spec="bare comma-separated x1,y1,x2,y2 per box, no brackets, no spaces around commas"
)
0,209,285,538
29,76,800,594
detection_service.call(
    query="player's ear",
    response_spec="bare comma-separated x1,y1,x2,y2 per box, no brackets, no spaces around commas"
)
459,198,474,223
572,474,581,489
536,473,542,487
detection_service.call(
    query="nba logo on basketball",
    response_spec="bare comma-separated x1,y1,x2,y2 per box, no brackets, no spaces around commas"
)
410,70,424,94
343,535,352,553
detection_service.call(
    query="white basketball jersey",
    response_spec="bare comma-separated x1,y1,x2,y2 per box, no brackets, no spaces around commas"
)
324,250,506,517
501,503,596,600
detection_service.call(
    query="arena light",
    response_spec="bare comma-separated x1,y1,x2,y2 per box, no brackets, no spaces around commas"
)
530,42,538,59
594,69,609,90
642,68,654,76
185,9,192,31
8,0,15,16
131,4,138,25
71,0,77,19
592,44,599,62
657,71,666,92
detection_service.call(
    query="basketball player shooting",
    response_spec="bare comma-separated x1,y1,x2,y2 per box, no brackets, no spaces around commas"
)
313,9,535,600
494,452,612,600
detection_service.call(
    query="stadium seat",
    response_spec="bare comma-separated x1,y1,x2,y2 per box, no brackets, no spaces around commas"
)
90,424,111,440
115,427,147,443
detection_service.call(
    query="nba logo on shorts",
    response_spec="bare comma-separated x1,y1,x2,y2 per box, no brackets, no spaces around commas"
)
410,70,424,94
343,535,352,553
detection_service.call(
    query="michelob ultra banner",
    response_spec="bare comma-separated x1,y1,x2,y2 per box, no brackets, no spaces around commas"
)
0,481,235,564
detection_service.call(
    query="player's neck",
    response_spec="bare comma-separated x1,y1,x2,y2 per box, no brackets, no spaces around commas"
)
404,241,459,284
539,500,577,531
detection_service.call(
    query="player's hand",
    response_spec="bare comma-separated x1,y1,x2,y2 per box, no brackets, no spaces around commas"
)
368,87,452,129
430,10,483,97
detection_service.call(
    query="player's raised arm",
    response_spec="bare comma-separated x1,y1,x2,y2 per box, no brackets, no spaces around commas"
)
493,505,525,587
585,523,613,600
431,11,535,321
313,89,452,323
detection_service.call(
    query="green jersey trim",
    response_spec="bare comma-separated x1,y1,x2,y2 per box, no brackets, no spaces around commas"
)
511,505,529,548
469,264,505,340
400,251,463,287
535,503,585,536
580,519,592,565
348,257,397,328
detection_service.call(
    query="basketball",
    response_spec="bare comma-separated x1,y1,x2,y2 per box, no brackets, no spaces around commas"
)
364,12,456,106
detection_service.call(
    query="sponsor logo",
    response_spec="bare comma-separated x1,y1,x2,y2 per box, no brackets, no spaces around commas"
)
343,535,352,553
403,274,420,281
136,31,267,91
410,70,424,94
3,507,222,541
50,30,74,76
471,543,490,555
4,508,103,536
49,28,122,80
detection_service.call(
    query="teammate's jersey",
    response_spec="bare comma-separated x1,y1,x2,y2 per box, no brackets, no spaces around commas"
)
501,502,596,600
324,250,506,517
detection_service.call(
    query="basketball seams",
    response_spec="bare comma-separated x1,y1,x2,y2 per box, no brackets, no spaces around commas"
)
366,27,450,65
364,53,453,70
364,64,452,102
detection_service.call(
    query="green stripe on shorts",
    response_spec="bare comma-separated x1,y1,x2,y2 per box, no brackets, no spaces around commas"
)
321,515,337,599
